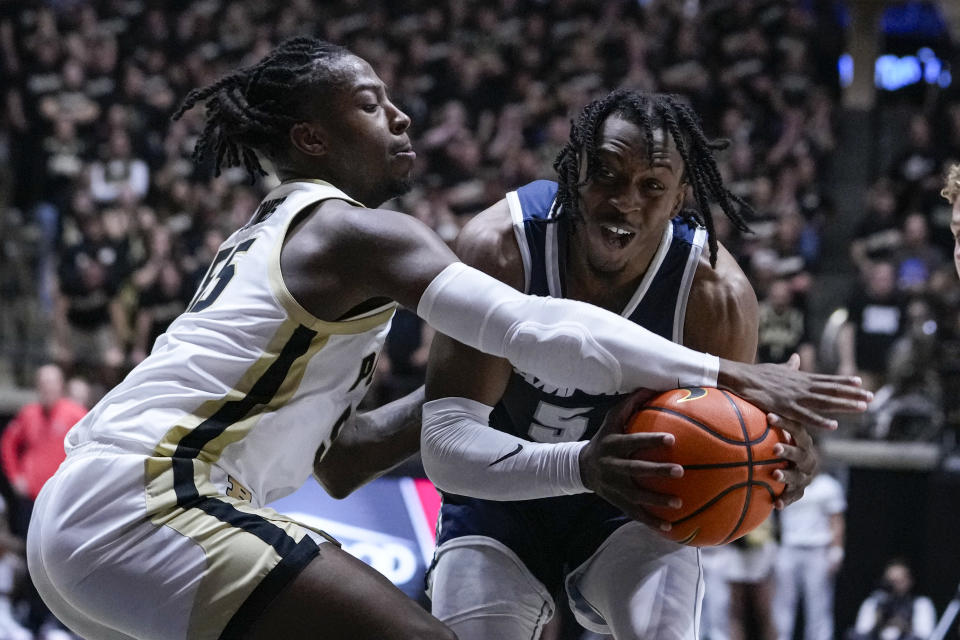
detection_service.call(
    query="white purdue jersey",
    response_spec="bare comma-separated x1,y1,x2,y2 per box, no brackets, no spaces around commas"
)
65,179,395,507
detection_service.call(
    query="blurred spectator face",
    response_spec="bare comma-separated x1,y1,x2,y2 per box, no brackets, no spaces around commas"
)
768,279,793,311
108,131,131,159
34,41,60,73
902,213,928,248
575,116,685,274
908,115,931,148
867,262,897,299
36,364,64,409
54,119,76,142
150,227,172,259
63,58,86,90
882,562,914,596
868,179,897,217
159,262,182,294
951,198,960,279
66,377,91,408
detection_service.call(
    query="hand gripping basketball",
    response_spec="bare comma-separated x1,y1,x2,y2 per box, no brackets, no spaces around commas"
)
579,390,686,532
625,387,789,546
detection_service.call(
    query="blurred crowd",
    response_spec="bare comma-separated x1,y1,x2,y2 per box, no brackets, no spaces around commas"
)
0,0,958,637
0,0,957,448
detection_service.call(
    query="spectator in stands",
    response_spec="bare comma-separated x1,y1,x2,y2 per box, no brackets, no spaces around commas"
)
1,364,86,638
891,114,940,210
88,130,149,205
53,213,127,381
721,520,778,640
837,261,905,391
850,178,903,277
773,448,846,640
847,558,936,640
894,212,943,294
757,278,815,371
862,296,943,441
0,364,86,532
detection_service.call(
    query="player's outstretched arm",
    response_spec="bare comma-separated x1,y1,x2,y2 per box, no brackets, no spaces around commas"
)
284,200,872,419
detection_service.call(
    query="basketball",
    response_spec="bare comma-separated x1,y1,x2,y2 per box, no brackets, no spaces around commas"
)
625,387,789,547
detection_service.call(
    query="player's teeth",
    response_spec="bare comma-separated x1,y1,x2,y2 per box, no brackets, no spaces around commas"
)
603,225,633,236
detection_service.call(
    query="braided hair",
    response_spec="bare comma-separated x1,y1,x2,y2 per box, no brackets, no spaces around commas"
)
553,90,753,267
172,37,352,182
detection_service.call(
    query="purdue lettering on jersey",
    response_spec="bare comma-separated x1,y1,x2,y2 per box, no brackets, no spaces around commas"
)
349,352,378,391
64,180,397,508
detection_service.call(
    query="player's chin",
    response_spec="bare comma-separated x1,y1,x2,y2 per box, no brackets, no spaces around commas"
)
385,175,414,200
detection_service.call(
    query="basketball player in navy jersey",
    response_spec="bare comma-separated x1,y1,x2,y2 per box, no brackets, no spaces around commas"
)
28,40,869,640
422,91,831,640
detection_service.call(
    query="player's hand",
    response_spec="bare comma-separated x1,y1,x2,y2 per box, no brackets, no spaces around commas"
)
717,353,872,431
767,414,816,509
579,391,683,531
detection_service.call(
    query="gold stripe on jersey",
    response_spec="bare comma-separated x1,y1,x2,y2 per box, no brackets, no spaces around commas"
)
144,318,328,512
142,317,336,637
147,474,313,638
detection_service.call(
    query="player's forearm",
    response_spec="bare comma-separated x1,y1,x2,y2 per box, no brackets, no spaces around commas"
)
421,397,588,500
313,386,424,499
417,263,718,395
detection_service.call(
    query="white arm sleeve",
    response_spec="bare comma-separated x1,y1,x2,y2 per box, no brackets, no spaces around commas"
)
418,262,719,395
421,397,589,500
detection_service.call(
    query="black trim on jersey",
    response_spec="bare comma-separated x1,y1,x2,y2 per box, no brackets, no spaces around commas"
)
172,324,318,505
220,536,320,639
165,323,322,638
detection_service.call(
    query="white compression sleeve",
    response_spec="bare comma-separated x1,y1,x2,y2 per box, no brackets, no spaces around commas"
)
417,262,719,395
421,397,589,500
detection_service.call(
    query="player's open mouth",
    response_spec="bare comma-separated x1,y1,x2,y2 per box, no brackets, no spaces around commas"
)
600,223,636,249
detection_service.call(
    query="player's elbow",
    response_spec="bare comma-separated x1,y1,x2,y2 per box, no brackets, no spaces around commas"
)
313,459,363,499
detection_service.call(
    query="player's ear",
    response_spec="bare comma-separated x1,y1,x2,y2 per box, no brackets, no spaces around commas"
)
289,122,328,158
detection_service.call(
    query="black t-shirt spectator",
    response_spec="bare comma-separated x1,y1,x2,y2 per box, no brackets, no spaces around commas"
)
846,292,905,376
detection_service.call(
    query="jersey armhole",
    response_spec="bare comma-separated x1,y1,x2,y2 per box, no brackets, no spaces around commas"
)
268,196,397,335
505,190,533,293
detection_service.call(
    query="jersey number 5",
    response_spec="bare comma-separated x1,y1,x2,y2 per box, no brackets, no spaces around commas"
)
528,401,590,443
188,238,257,313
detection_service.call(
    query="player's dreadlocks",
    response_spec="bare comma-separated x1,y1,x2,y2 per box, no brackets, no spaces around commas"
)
172,37,352,182
553,90,753,267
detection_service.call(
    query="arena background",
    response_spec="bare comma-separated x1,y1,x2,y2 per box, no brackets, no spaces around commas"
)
1,1,959,639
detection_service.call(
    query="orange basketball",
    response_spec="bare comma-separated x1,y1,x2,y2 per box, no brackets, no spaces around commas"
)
625,387,788,547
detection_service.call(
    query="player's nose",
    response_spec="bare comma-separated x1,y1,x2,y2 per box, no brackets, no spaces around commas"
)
388,101,411,135
609,187,645,214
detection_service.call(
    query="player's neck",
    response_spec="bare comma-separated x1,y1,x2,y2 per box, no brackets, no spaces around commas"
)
565,229,664,312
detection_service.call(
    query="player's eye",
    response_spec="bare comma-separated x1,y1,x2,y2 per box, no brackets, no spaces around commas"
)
596,166,616,181
645,179,665,191
361,103,379,113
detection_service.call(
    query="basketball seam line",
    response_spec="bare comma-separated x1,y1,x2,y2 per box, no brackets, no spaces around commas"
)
681,458,783,470
721,390,753,545
640,406,771,445
669,480,778,525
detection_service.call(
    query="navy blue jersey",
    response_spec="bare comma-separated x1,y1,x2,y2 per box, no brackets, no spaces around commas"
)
434,180,707,594
493,179,707,444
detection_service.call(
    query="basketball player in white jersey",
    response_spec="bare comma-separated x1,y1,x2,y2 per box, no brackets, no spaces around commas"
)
422,91,836,639
27,39,870,640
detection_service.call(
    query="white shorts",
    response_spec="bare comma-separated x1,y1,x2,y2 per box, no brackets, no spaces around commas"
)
27,442,334,640
429,522,703,640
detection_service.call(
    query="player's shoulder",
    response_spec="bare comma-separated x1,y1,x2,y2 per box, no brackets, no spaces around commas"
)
511,179,559,220
455,199,525,290
690,241,757,313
